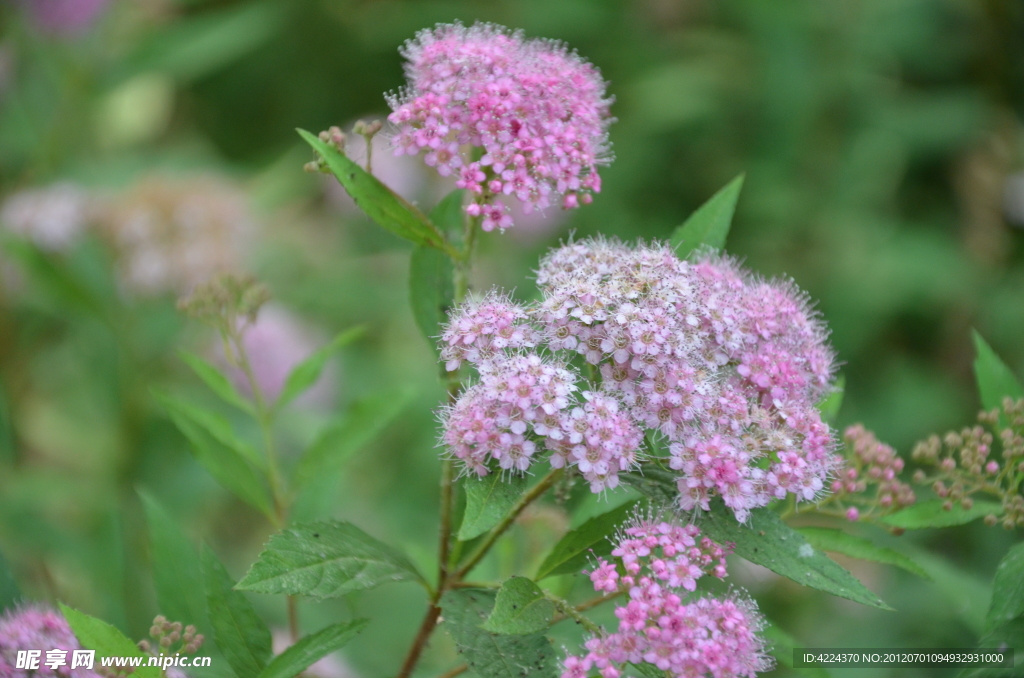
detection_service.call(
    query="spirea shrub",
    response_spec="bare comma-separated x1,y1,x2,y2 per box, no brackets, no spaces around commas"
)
440,238,840,521
8,18,1024,678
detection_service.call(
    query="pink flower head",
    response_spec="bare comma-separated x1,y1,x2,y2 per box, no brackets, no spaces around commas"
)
0,605,102,677
440,290,538,371
561,516,771,678
387,22,614,231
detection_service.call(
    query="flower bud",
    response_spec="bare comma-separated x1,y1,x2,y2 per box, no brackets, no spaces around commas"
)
846,507,859,521
984,514,998,526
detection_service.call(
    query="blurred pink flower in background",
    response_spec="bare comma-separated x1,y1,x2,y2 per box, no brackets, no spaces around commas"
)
0,182,93,251
22,0,110,37
218,304,337,410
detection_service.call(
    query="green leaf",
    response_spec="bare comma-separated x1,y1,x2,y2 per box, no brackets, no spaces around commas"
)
0,550,20,613
236,521,425,599
698,501,893,610
409,246,455,353
628,662,668,678
816,375,845,424
140,492,208,630
440,588,558,678
972,331,1023,425
669,174,744,258
880,499,1003,529
201,545,272,678
59,603,161,678
797,527,931,580
299,129,451,252
430,189,467,234
292,386,415,491
0,238,105,317
124,2,283,83
459,473,529,542
258,619,368,678
178,350,254,415
986,542,1024,632
154,391,273,518
482,577,554,635
535,500,640,580
763,623,831,678
275,326,365,412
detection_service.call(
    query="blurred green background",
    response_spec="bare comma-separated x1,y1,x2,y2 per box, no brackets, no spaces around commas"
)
0,0,1022,676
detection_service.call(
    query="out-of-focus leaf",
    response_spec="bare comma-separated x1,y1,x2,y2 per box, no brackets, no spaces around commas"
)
763,623,831,678
298,129,453,253
178,350,254,416
535,500,639,580
258,619,368,678
797,527,930,580
292,385,414,492
409,246,454,353
0,238,105,317
0,551,20,612
59,604,161,678
440,588,558,678
0,381,13,465
986,542,1024,633
670,174,744,258
816,375,845,424
274,326,364,413
236,521,425,599
880,499,1002,530
699,501,893,610
458,473,528,542
201,546,272,678
972,331,1023,426
430,189,467,235
124,2,283,82
140,492,208,630
482,577,554,635
154,391,273,519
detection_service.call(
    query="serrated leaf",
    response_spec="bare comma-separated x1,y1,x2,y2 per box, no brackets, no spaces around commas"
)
140,492,208,630
880,499,1003,530
59,603,161,678
459,473,529,542
816,375,845,424
275,326,364,412
154,391,273,519
972,331,1023,427
440,588,558,678
202,545,272,678
409,246,455,354
236,521,424,599
986,542,1024,632
258,619,368,678
483,577,554,635
0,551,19,613
670,174,744,258
179,350,254,415
698,501,893,610
292,386,415,492
797,527,930,580
535,500,640,580
299,129,452,252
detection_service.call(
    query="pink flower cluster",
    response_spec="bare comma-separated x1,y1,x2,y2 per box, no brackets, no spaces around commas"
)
387,22,613,231
439,238,841,516
562,517,772,678
0,605,100,678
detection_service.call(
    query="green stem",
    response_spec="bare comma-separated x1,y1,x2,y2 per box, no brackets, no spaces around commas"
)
456,468,563,580
545,592,602,635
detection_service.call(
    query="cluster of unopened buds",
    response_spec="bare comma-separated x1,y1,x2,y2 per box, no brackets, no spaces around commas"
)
440,238,840,520
911,397,1024,529
815,424,916,522
561,516,771,678
386,22,614,231
138,615,204,656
